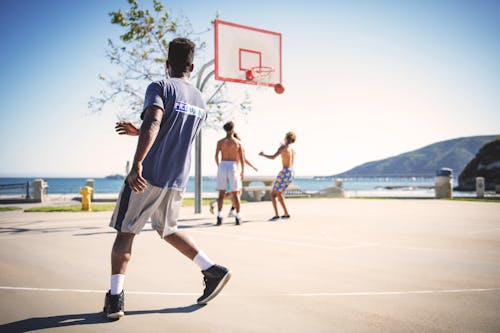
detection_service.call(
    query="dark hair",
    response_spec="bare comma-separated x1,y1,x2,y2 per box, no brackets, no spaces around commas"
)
223,121,234,132
167,38,195,73
285,131,296,144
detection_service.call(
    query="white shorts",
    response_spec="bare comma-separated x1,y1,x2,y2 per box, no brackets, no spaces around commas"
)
109,181,183,237
216,161,241,192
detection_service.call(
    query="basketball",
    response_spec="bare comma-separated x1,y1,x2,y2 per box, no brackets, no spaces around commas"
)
274,83,285,94
246,69,254,81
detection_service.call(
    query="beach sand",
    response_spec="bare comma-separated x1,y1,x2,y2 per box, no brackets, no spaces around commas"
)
0,198,499,332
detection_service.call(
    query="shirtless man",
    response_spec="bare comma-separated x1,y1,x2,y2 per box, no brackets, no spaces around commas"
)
259,131,296,221
215,121,245,225
209,132,257,217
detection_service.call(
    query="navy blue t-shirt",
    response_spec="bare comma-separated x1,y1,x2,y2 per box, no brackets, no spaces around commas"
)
141,78,207,190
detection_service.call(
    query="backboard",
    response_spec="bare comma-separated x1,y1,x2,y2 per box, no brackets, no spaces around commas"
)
214,20,282,87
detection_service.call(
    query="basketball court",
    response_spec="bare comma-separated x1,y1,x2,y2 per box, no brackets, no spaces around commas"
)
2,19,498,333
1,198,500,332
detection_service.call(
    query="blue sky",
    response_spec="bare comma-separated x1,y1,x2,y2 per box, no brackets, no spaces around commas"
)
0,0,499,177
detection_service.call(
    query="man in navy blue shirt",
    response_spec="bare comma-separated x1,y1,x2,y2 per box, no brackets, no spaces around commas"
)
104,38,231,320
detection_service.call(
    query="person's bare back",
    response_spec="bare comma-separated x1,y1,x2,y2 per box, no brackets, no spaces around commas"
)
216,137,242,162
214,121,245,225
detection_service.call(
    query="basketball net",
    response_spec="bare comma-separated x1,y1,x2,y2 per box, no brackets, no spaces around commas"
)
249,66,274,89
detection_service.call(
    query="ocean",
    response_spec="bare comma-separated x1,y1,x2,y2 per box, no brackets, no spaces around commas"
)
0,176,472,198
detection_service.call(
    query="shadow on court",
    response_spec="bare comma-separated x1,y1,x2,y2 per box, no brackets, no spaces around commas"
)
73,220,217,236
0,304,204,332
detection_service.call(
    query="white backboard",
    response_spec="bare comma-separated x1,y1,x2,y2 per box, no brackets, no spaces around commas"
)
214,20,282,87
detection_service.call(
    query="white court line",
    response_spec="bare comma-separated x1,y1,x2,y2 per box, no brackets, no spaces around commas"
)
287,288,500,296
380,244,499,255
0,286,197,296
1,286,500,297
470,227,500,234
191,230,379,251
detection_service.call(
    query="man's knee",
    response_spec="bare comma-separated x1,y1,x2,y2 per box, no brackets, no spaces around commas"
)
112,248,132,263
163,231,187,244
163,232,175,241
112,233,134,261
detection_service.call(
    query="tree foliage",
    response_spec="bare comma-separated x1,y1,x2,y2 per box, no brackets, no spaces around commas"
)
89,0,251,128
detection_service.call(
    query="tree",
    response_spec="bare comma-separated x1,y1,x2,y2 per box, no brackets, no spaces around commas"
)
89,0,251,127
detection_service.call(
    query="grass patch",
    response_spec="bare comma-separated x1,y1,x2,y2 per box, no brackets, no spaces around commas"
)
0,206,23,211
182,198,215,207
23,198,247,213
182,198,246,206
448,197,500,203
25,203,117,212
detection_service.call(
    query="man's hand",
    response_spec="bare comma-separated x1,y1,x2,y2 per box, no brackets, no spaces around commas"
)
126,164,147,192
115,121,140,136
259,151,264,156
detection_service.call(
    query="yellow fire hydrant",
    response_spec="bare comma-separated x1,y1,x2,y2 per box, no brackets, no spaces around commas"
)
80,186,93,211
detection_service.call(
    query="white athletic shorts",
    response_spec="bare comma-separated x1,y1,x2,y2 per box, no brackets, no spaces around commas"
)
216,161,241,192
109,181,183,237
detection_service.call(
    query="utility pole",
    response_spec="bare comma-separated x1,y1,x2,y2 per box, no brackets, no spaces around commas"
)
194,60,214,214
193,60,227,213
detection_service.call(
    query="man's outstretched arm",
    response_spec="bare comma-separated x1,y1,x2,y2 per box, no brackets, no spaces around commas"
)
115,121,140,136
259,145,284,160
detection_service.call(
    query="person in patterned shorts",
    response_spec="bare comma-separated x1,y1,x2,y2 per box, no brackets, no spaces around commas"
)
259,131,296,221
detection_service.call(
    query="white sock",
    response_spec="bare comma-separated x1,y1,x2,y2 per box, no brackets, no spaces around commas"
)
217,211,222,217
235,212,241,219
193,251,214,271
110,274,125,295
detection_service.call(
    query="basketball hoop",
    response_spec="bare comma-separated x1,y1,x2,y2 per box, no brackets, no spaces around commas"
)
246,66,275,88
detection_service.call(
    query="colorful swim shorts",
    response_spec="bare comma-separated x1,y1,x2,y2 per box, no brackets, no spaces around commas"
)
272,167,294,192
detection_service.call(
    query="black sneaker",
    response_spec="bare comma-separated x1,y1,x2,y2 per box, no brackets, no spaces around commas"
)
281,215,291,219
269,216,280,221
103,290,124,320
216,216,222,226
197,264,231,304
235,216,241,225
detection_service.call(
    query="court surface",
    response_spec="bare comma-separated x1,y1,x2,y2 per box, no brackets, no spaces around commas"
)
1,198,499,332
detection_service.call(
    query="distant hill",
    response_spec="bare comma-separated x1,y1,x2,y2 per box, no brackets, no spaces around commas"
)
458,137,500,190
335,135,497,177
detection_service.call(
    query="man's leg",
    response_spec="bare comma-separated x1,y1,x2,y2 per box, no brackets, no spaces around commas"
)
270,190,280,220
111,232,135,274
161,230,200,260
160,231,231,304
231,191,242,225
153,189,231,304
228,192,236,217
216,190,225,225
231,191,241,213
105,232,134,319
276,192,290,217
217,190,226,212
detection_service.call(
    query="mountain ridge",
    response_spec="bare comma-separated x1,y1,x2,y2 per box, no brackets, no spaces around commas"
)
335,135,498,177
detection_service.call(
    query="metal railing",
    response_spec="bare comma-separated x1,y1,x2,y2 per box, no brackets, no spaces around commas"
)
0,181,31,198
